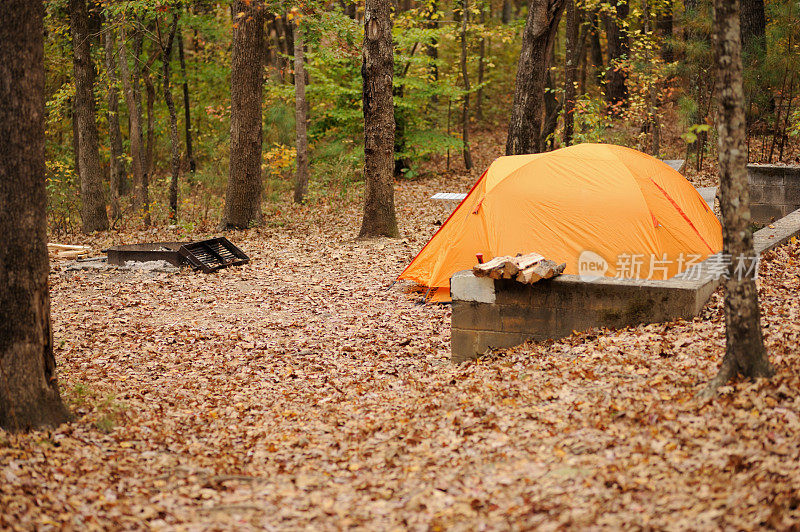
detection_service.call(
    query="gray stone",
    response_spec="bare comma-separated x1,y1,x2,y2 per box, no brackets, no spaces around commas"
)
450,270,495,303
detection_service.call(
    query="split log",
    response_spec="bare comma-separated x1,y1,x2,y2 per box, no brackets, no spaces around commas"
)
48,243,90,251
516,259,565,284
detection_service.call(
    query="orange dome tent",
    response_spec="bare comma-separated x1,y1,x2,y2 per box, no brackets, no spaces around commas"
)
399,143,722,301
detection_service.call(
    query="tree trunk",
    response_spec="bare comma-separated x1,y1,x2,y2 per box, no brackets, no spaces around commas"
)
358,0,399,238
132,26,145,174
739,0,766,59
70,0,109,233
542,68,561,150
178,24,196,175
588,10,605,86
103,27,125,221
501,0,512,24
460,0,474,170
657,0,674,62
0,0,71,432
143,65,156,217
506,0,566,155
701,0,773,397
293,19,310,204
602,0,629,110
563,0,579,146
220,1,266,230
160,15,181,221
475,1,487,121
425,0,439,95
117,26,147,224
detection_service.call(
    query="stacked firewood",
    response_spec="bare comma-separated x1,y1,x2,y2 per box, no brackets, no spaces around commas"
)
473,252,566,284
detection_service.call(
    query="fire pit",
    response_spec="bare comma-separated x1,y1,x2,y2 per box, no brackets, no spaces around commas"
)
106,242,187,267
105,238,250,272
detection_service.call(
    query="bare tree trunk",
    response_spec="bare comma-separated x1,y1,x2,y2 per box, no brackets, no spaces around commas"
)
658,0,674,62
178,23,196,175
220,1,266,229
542,68,561,150
588,10,604,86
701,0,773,398
358,0,399,238
143,66,156,214
506,0,566,155
159,15,181,221
70,0,109,233
425,0,439,98
117,26,147,224
602,0,629,110
563,0,579,146
0,0,71,432
132,27,145,173
740,0,766,59
501,0,512,24
293,19,310,204
104,27,125,221
460,0,473,169
475,1,487,121
281,17,295,84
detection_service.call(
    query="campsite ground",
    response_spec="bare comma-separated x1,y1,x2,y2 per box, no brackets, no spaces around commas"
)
3,133,800,529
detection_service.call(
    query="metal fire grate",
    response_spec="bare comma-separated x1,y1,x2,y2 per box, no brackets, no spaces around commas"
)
106,242,187,267
179,237,249,273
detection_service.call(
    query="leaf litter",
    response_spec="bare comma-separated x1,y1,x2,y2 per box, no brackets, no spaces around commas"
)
3,166,800,530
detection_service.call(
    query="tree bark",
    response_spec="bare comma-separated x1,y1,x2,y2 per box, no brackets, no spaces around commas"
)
588,10,605,86
70,0,109,233
220,1,266,230
501,0,512,24
460,0,474,170
117,25,147,224
358,0,399,238
739,0,766,60
657,0,674,62
159,15,181,221
425,0,439,95
0,0,71,432
178,24,196,175
563,0,579,146
142,63,156,213
293,19,310,204
475,1,487,121
506,0,566,155
701,0,773,397
103,27,125,221
602,0,629,110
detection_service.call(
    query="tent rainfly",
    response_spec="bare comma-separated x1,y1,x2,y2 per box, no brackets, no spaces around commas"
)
399,143,723,301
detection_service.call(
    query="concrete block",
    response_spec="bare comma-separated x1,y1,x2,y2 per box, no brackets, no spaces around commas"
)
748,164,787,186
763,185,786,206
451,301,502,331
499,305,556,334
451,328,530,363
785,186,800,204
451,270,495,303
749,184,764,203
751,203,784,224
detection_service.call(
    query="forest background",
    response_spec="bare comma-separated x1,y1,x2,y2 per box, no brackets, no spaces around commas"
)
45,0,800,235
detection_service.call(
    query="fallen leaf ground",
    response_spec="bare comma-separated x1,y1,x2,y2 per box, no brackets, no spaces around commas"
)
4,142,800,530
